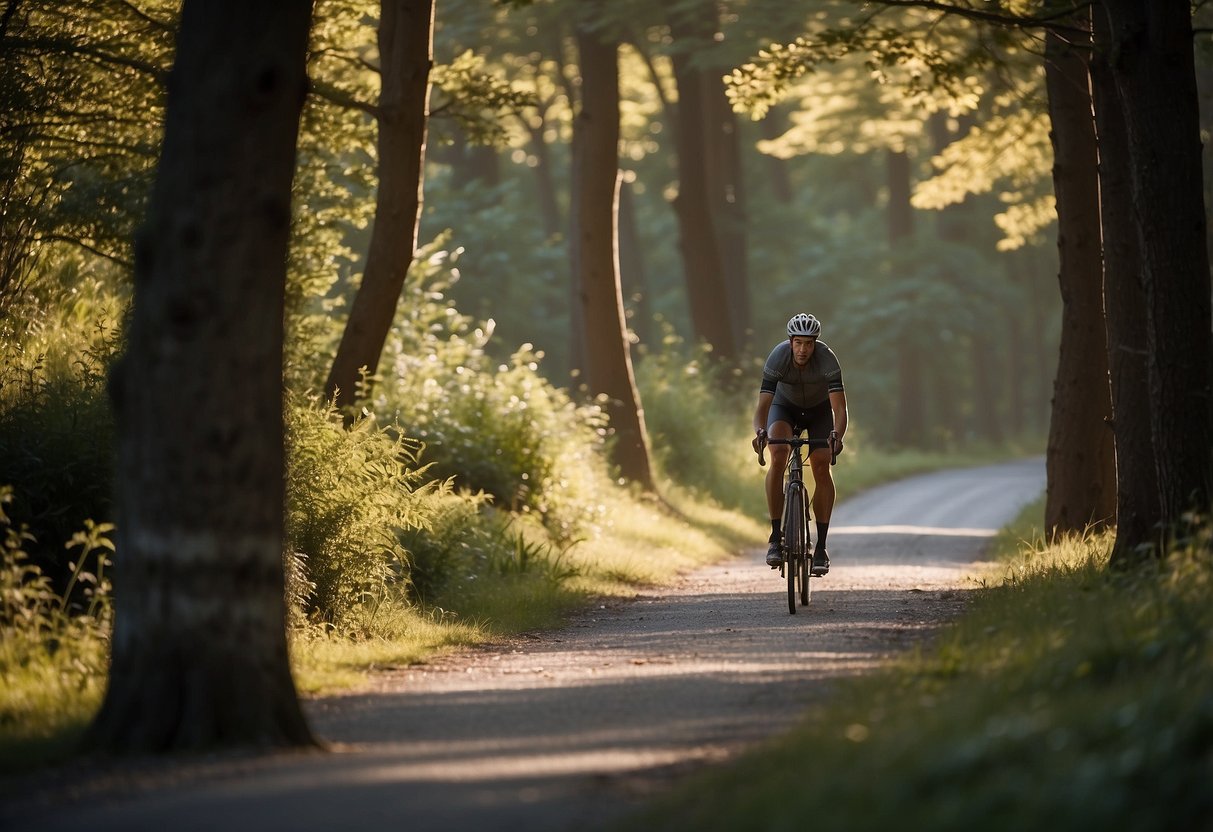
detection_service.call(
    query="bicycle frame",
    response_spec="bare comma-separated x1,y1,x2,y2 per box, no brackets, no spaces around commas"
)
763,435,814,613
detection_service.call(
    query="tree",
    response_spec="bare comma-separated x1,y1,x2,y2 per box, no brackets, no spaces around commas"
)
571,21,655,489
88,0,315,752
1095,0,1213,533
1042,16,1116,536
667,3,740,363
1088,7,1161,564
325,0,435,409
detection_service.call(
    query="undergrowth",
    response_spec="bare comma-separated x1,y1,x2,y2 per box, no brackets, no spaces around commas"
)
0,487,113,760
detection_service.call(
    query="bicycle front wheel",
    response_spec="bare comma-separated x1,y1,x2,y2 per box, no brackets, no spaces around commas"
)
784,483,804,615
800,547,810,606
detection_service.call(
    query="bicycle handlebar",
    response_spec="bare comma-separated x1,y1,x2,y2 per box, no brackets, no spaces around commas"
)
756,436,838,467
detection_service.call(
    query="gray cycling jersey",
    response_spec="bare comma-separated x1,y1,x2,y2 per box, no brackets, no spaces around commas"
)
760,340,844,409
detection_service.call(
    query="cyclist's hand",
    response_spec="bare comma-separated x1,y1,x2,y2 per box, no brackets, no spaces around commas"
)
752,429,767,456
829,431,844,457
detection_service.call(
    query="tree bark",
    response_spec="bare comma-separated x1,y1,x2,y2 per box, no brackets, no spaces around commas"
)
523,113,562,240
571,27,655,489
668,8,737,363
759,109,794,205
90,0,315,752
1090,6,1162,563
325,0,434,409
1043,23,1117,537
617,175,652,347
1098,0,1213,528
704,72,751,351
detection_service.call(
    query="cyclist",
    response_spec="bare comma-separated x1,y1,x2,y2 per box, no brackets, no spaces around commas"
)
752,313,848,574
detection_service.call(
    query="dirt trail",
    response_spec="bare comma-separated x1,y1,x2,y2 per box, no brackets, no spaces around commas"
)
4,458,1045,832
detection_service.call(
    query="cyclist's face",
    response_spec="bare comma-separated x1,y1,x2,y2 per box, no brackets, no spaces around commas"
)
790,335,817,366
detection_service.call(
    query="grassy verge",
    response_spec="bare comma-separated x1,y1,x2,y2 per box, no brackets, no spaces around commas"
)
628,519,1213,831
289,482,763,695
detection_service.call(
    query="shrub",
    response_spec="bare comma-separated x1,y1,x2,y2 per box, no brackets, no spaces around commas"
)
0,270,123,588
633,328,760,514
371,241,612,540
284,395,440,631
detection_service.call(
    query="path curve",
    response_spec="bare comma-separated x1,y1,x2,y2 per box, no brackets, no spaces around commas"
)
5,458,1045,832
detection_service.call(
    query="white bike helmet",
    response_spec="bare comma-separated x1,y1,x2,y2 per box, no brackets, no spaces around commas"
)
787,313,821,338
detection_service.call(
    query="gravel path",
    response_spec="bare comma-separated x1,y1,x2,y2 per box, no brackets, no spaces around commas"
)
6,458,1045,832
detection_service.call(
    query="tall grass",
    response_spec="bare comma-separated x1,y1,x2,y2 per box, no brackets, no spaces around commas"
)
631,523,1213,831
0,487,113,764
0,269,122,587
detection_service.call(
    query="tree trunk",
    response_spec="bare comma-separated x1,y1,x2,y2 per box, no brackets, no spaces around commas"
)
1043,24,1117,537
325,0,434,409
571,27,655,489
887,147,926,446
1090,7,1162,563
705,74,751,351
90,0,315,753
524,115,562,240
1099,0,1213,528
928,113,973,442
668,9,737,362
617,175,651,347
759,109,794,205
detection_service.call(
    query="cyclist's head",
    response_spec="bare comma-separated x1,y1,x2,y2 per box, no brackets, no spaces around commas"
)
787,313,821,339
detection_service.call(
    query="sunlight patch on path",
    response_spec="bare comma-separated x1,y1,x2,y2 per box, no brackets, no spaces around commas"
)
830,524,997,537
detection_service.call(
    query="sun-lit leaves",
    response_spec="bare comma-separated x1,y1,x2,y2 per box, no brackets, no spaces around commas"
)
431,49,539,146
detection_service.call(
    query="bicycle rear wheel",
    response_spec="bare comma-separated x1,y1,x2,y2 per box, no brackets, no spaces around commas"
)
784,484,804,615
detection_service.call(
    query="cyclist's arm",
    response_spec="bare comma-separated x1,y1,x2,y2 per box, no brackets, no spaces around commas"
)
829,390,848,449
753,390,775,436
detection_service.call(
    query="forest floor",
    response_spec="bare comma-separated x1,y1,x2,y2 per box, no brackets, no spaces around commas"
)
1,459,1045,832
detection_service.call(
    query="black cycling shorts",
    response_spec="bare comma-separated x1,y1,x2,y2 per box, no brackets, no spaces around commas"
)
767,400,834,450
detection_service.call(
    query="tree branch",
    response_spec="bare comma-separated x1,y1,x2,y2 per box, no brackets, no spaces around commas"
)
307,79,380,118
865,0,1094,36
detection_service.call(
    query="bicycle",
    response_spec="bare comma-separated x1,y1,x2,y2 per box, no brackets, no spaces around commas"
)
759,431,838,615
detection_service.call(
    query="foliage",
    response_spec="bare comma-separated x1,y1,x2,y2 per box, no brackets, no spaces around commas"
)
634,326,759,513
371,238,612,539
284,394,441,631
632,524,1213,831
0,0,174,302
431,49,539,145
0,486,113,752
0,267,122,583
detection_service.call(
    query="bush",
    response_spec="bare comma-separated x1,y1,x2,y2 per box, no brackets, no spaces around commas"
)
634,329,761,515
0,270,122,588
371,241,612,540
284,395,440,631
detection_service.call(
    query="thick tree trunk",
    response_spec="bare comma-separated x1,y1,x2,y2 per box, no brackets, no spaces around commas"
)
325,0,433,408
1099,0,1213,527
887,148,926,446
90,0,315,753
1090,8,1162,563
1043,24,1117,537
572,28,655,489
668,10,737,362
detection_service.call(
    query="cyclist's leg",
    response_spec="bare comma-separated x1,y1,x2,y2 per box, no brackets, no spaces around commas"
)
764,412,795,523
764,411,795,567
805,400,836,574
808,448,835,522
